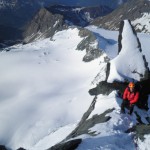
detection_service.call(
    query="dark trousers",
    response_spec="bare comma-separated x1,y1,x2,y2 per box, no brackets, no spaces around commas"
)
121,100,134,114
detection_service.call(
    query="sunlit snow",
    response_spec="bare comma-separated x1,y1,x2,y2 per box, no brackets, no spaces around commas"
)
0,24,150,150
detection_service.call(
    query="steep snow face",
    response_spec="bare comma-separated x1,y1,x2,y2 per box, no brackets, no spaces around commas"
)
132,13,150,33
0,28,102,150
107,20,147,83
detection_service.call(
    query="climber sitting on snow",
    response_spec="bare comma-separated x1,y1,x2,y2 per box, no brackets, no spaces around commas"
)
121,82,139,115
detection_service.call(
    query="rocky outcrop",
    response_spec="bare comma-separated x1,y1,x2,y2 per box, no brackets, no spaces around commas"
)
66,108,113,139
48,139,82,150
48,96,114,150
89,81,127,96
91,0,150,33
0,145,7,150
23,8,66,43
77,28,103,62
134,124,150,141
16,148,26,150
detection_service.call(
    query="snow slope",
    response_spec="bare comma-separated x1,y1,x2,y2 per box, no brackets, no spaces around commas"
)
0,28,101,150
86,25,118,59
107,20,148,82
1,24,150,150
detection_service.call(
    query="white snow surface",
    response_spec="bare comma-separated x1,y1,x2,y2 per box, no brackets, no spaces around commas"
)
1,25,150,150
0,28,101,150
107,20,147,83
132,13,150,33
86,26,118,59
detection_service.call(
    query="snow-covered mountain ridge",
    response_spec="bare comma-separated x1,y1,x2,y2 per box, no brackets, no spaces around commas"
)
92,0,150,33
50,21,150,150
1,19,150,150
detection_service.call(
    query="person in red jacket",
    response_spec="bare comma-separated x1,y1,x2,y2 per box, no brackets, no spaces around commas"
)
121,82,139,115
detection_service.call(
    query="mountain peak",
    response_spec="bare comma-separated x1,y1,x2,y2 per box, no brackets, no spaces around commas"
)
91,0,150,33
107,20,149,82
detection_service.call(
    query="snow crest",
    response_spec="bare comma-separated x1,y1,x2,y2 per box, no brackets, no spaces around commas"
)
107,20,146,82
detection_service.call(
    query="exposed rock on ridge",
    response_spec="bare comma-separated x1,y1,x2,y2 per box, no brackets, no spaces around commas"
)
91,0,150,33
77,28,103,62
23,8,65,43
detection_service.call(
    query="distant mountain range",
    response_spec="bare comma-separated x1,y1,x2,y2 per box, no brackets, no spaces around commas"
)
23,5,113,43
1,0,150,48
0,0,127,28
0,1,115,46
46,5,113,27
0,0,44,28
91,0,150,33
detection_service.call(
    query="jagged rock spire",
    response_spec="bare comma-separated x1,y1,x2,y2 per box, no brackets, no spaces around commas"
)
107,20,149,82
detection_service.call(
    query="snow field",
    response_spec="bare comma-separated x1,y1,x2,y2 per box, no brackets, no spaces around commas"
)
0,28,101,149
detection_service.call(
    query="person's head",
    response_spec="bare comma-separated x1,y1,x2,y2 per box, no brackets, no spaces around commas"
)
128,82,135,92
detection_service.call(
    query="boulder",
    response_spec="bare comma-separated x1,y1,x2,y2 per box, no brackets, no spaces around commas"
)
77,28,104,62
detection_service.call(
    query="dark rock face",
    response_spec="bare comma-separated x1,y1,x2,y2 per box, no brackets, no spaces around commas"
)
0,145,7,150
134,124,150,141
66,96,97,139
49,96,114,150
47,5,113,27
77,28,103,62
66,108,113,139
89,81,127,96
23,8,65,43
16,148,26,150
91,0,150,33
48,139,82,150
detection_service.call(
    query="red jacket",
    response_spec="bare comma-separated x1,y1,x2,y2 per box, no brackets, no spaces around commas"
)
123,87,139,104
